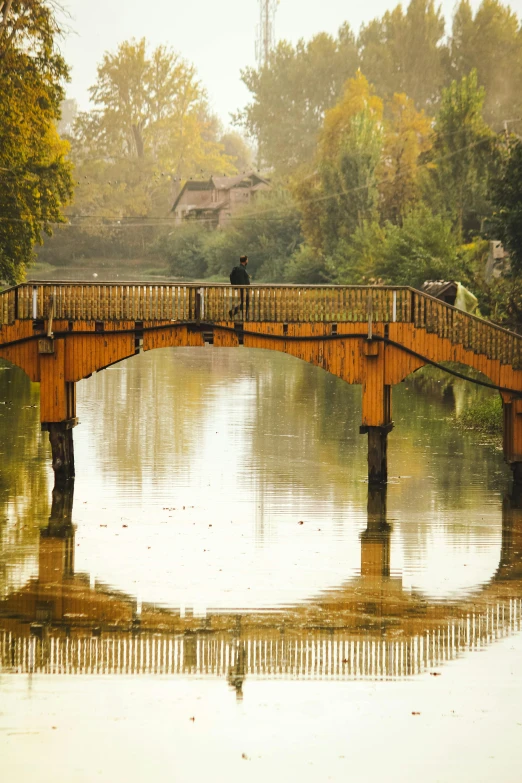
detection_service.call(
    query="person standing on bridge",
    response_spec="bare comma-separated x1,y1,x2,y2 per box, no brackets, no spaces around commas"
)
229,255,250,319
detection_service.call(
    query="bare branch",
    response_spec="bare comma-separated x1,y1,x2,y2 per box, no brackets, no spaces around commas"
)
0,0,14,29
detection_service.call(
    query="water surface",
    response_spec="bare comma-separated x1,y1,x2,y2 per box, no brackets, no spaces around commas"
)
1,348,521,782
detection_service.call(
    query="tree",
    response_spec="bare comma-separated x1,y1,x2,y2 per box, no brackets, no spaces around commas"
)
373,207,461,287
205,190,303,282
82,38,231,177
450,0,522,130
378,93,433,223
237,28,359,172
0,1,14,31
70,39,236,221
490,139,522,275
153,223,209,279
295,72,384,257
219,132,254,173
0,0,73,283
358,0,449,112
283,245,331,284
154,190,303,282
427,69,497,238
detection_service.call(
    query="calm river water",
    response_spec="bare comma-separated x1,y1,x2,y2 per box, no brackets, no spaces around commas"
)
1,347,522,782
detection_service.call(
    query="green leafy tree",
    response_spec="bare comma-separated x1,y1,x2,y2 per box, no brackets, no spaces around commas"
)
490,139,522,275
153,223,209,279
450,0,522,130
358,0,449,112
237,28,359,172
283,245,332,284
328,220,385,284
0,0,73,283
427,69,498,238
373,207,462,287
154,191,303,282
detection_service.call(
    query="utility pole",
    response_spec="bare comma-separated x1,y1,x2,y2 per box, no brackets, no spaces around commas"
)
256,0,278,68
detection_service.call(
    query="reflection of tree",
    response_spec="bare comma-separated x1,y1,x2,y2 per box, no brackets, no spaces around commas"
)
245,349,366,510
78,349,235,484
0,361,50,598
80,348,506,519
394,379,504,502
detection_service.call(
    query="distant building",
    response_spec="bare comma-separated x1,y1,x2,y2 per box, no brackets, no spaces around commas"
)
171,172,271,228
485,241,510,281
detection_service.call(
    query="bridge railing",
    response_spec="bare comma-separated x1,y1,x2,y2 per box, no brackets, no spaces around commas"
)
0,287,17,326
1,282,521,368
7,283,412,325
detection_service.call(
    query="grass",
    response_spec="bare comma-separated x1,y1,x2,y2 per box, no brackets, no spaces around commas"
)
457,394,503,436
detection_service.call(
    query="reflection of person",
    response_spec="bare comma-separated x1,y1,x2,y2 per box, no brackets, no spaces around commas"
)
229,255,250,319
227,641,246,701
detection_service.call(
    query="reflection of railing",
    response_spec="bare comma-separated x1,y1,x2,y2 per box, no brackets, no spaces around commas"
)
2,283,521,369
2,599,520,678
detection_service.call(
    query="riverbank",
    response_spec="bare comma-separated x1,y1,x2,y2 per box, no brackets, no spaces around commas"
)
28,257,171,282
409,364,503,443
456,394,503,437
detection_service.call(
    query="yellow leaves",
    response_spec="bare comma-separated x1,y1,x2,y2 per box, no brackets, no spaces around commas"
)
379,92,434,221
320,71,383,159
41,122,70,165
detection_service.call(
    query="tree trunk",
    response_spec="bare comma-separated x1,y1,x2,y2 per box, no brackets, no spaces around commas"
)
132,124,145,159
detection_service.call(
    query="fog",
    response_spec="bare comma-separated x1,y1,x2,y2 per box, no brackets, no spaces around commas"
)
62,0,490,121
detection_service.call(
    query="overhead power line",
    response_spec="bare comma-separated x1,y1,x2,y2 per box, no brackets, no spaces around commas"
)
0,135,501,227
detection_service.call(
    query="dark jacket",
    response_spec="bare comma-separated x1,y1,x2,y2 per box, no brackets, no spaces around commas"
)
230,265,251,286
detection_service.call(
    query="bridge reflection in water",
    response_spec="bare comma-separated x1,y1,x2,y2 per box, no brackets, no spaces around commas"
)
2,484,522,696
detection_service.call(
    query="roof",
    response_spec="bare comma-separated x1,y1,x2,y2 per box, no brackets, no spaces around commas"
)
171,179,213,212
421,281,458,298
211,172,270,190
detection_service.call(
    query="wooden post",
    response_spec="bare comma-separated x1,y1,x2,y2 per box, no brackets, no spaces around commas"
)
39,338,78,485
366,426,390,483
47,423,75,486
361,341,393,484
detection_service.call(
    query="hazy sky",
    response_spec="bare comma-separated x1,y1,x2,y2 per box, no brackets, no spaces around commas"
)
61,0,520,126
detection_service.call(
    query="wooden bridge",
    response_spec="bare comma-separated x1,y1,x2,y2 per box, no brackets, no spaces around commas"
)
1,282,522,483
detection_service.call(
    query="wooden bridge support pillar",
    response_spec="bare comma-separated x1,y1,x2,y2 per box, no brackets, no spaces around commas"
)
39,339,77,486
360,350,393,484
47,423,76,487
